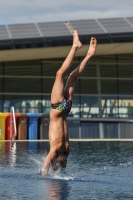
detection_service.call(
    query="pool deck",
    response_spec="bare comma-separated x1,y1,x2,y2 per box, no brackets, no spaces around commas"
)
0,139,133,142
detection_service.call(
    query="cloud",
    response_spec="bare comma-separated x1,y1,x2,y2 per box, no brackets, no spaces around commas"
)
0,0,133,24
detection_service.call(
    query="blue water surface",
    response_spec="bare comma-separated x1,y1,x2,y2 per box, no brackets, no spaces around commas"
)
0,141,133,200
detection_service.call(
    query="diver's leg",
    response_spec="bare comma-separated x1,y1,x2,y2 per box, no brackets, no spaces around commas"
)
64,37,97,100
50,30,82,103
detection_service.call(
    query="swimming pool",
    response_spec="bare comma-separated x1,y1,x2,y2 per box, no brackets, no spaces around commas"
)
0,141,133,199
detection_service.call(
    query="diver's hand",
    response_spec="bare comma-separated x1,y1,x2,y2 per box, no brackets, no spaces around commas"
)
41,168,48,176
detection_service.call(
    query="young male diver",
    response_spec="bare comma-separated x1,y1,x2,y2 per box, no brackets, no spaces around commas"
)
42,30,97,175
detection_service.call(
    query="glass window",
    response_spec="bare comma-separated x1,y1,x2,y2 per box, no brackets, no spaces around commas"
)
119,97,133,118
100,64,117,78
81,96,99,118
102,97,119,118
103,123,118,138
4,60,42,94
101,79,117,94
80,79,97,94
80,95,120,119
0,97,2,112
0,63,3,111
4,77,41,93
1,54,133,119
99,55,116,63
119,122,133,138
99,55,117,77
81,122,99,138
118,80,133,95
68,120,80,138
118,54,133,78
42,78,54,94
0,62,2,84
71,96,80,118
81,122,118,139
4,60,41,76
42,95,51,114
4,95,42,113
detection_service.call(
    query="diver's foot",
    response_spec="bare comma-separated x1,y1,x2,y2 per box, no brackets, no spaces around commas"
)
87,37,97,56
72,30,82,50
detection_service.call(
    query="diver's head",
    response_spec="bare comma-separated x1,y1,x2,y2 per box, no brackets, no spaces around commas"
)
51,154,67,171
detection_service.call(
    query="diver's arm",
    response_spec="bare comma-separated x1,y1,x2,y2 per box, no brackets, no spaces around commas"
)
42,149,57,175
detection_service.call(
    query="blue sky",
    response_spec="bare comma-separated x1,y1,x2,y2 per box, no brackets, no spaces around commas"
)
0,0,133,25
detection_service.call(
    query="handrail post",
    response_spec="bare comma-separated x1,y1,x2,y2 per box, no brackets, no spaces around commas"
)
10,106,17,140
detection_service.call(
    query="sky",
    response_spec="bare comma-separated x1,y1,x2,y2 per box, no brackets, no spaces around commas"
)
0,0,133,25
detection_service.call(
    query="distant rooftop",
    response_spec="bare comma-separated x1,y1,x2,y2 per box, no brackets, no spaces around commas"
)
0,17,133,50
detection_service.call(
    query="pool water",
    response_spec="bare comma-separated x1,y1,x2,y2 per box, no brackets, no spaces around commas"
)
0,141,133,200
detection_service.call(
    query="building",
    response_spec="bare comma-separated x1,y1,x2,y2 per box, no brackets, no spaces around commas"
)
0,17,133,138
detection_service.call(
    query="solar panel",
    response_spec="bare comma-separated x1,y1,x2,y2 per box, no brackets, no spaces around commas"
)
126,17,133,27
8,23,41,39
0,25,10,40
98,18,133,33
0,17,132,49
37,21,71,37
69,19,105,35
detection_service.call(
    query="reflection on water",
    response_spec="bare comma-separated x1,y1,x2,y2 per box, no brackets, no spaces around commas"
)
44,179,70,200
10,142,17,167
0,141,133,200
0,141,17,167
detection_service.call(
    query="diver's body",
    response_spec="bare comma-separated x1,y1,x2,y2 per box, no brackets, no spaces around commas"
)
42,30,97,175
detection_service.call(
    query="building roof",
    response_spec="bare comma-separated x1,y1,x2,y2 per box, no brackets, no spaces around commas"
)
0,17,133,50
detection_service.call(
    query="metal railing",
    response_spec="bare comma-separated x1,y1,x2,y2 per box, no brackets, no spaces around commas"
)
10,106,17,140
